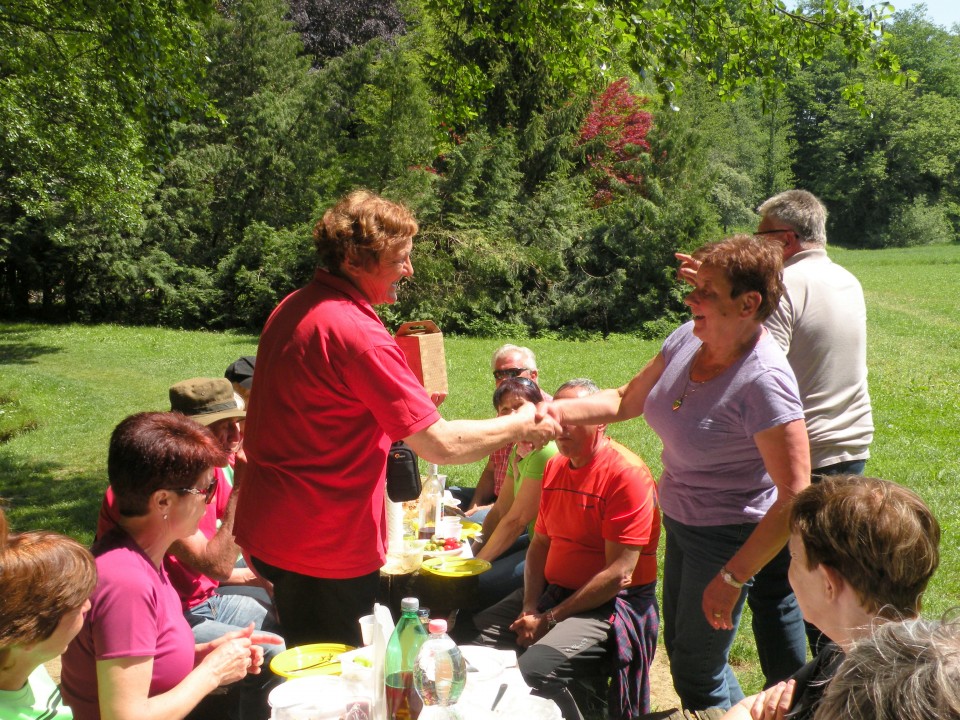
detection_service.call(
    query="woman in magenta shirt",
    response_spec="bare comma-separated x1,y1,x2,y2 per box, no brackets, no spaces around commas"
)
61,412,276,720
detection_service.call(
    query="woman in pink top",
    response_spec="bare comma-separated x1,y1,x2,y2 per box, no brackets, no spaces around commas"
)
61,412,277,720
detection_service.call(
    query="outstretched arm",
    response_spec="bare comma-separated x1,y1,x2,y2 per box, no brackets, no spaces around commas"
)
543,353,666,426
404,405,559,465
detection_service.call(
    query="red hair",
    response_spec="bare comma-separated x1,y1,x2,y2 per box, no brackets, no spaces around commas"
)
108,412,228,517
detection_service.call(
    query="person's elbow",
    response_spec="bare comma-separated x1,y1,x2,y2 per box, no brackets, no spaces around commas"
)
405,421,457,464
207,563,234,582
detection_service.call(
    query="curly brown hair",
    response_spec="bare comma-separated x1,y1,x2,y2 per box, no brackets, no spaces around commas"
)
693,234,785,321
313,190,418,272
0,508,97,667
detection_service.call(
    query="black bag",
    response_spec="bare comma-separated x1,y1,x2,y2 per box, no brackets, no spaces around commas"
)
386,441,421,502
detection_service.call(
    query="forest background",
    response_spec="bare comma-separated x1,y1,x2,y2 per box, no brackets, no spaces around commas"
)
1,0,958,337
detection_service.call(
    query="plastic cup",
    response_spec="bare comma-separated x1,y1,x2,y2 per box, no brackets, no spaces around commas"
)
440,517,462,541
359,615,375,646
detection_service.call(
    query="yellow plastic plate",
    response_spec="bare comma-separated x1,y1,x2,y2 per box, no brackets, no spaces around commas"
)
269,643,354,678
460,521,482,539
420,557,492,577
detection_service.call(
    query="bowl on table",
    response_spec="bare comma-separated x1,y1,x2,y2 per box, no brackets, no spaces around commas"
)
269,643,354,679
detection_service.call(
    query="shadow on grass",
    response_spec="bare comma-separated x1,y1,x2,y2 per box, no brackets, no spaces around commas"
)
0,325,64,365
0,451,105,543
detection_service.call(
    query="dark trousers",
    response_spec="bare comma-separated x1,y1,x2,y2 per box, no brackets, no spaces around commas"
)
251,556,379,648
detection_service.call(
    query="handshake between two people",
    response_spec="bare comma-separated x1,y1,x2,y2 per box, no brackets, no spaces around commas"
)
511,400,567,450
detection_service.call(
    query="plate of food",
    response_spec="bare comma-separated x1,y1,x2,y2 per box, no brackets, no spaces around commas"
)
422,536,465,557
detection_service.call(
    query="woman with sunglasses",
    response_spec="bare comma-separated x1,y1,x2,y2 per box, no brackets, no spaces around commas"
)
61,412,273,720
474,377,558,608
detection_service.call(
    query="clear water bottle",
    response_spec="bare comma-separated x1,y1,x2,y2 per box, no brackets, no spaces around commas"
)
385,597,429,720
418,464,444,538
413,619,467,713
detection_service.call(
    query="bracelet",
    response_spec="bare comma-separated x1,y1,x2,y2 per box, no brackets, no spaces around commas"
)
545,609,558,628
719,566,745,589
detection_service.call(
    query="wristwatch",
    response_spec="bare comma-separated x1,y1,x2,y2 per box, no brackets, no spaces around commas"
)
719,566,745,589
545,609,558,628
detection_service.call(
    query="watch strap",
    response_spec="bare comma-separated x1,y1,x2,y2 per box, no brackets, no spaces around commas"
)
720,566,745,589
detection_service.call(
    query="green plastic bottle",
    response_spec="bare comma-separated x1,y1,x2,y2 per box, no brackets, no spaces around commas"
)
385,597,429,720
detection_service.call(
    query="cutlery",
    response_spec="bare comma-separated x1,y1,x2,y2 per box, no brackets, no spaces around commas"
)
491,683,508,711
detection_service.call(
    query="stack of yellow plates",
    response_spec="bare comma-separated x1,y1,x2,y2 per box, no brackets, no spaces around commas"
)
460,521,483,539
420,557,491,577
269,643,354,678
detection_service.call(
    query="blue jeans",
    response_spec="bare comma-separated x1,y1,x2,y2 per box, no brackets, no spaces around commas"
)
813,459,866,480
188,592,286,720
477,533,530,608
662,516,753,710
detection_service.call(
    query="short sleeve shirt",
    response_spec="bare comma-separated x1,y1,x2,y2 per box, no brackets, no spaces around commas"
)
60,529,195,720
536,440,660,589
236,270,440,578
645,322,804,526
507,441,558,536
0,666,73,719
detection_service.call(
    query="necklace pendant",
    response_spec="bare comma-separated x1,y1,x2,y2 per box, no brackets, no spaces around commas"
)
672,397,683,411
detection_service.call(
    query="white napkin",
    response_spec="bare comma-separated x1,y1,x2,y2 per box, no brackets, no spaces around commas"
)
371,603,395,720
385,496,405,555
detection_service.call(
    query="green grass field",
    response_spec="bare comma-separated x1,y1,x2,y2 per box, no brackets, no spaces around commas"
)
1,243,957,696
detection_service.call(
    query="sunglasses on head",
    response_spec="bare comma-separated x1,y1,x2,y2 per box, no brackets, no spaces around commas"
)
493,367,530,381
176,478,218,504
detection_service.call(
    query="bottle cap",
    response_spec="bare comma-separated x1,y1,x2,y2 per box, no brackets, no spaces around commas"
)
400,597,420,612
428,619,447,634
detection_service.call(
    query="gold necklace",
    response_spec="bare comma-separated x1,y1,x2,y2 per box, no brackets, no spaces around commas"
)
672,347,732,411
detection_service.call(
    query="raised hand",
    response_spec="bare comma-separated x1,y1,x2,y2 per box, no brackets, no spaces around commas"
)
675,252,701,286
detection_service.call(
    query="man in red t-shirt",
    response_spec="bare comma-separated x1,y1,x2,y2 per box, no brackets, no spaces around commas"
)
471,378,661,720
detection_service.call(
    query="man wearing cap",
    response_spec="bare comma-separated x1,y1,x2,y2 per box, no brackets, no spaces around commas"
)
97,377,284,720
225,355,256,408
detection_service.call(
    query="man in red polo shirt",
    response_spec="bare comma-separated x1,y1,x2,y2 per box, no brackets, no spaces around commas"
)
471,378,661,720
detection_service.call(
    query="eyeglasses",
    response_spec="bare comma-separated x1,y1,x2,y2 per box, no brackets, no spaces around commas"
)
493,367,531,381
754,228,793,236
177,480,218,504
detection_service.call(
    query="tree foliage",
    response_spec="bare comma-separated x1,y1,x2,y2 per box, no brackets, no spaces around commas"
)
1,0,956,332
0,0,214,316
787,9,960,247
423,0,905,128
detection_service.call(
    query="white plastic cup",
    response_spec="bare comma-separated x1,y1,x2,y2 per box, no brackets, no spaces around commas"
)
440,517,462,542
359,614,375,646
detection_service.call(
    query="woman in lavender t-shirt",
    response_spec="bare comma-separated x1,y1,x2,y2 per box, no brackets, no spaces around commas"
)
546,235,811,710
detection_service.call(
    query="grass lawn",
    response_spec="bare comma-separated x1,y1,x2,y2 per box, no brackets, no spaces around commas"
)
1,243,958,696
